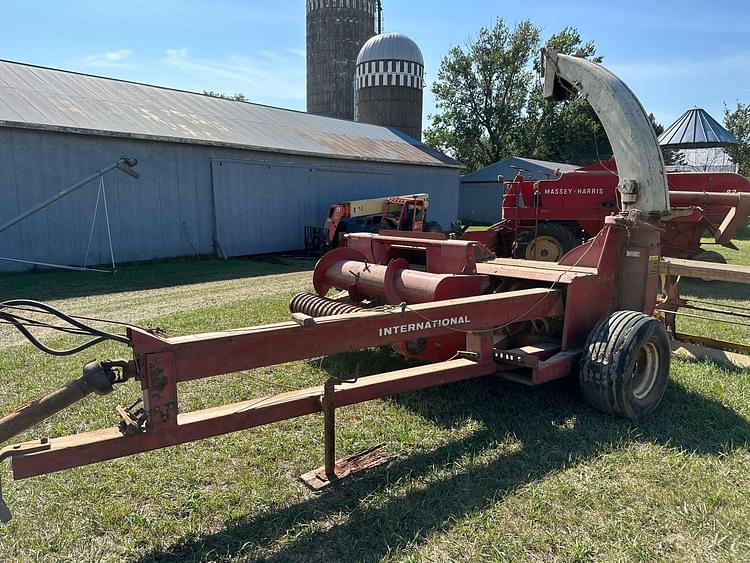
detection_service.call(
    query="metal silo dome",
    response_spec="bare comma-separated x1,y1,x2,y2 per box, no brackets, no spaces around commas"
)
354,32,426,141
356,32,425,66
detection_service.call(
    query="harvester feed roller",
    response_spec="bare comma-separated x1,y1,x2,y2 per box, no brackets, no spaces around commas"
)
1,51,748,524
312,246,490,305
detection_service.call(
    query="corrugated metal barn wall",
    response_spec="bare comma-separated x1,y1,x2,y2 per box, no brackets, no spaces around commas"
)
458,182,505,224
0,128,459,271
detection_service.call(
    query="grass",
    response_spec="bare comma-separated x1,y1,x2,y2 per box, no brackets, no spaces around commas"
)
674,223,750,344
0,241,748,562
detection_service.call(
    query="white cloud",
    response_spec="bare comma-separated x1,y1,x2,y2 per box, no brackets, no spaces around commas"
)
82,49,134,68
163,48,305,106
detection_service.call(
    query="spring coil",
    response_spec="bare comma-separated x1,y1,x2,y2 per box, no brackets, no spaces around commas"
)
289,293,363,318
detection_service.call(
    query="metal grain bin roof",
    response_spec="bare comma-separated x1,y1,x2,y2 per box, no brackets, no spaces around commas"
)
658,107,738,149
0,59,459,168
462,157,580,183
357,32,424,66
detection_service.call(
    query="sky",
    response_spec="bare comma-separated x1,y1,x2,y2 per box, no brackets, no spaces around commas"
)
1,0,748,131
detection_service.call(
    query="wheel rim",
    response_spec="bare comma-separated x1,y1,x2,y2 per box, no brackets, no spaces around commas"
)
632,341,659,401
527,236,563,261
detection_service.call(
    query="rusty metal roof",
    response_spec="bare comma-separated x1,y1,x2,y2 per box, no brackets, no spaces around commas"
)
0,59,460,168
658,107,738,149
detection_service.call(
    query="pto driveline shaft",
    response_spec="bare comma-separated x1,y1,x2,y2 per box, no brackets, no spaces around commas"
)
0,361,114,445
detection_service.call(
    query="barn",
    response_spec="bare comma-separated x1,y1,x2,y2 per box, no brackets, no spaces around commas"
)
0,59,461,272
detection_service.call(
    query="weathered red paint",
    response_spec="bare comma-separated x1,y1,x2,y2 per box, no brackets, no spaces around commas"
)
481,161,750,260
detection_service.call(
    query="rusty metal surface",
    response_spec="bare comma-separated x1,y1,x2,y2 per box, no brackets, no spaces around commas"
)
673,333,750,356
300,444,391,491
137,288,563,382
0,59,460,168
346,233,485,274
289,293,362,317
10,358,496,479
671,340,750,369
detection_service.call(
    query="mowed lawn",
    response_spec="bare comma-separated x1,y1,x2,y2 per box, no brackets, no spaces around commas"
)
0,235,748,562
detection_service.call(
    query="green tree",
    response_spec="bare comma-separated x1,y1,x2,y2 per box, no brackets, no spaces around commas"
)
424,19,540,171
724,102,750,176
424,21,609,171
516,28,610,166
203,90,247,102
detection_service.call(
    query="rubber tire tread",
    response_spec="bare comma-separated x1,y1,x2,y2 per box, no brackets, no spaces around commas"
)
580,310,670,419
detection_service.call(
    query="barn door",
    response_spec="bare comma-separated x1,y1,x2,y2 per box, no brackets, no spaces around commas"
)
211,157,394,257
211,158,315,257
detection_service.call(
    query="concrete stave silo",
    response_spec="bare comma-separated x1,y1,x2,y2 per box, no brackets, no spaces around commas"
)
354,32,425,141
306,0,376,120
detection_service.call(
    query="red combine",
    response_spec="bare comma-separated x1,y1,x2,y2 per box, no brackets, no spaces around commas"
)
0,51,748,523
464,160,750,262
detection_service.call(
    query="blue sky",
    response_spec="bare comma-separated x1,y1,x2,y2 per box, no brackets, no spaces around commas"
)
1,0,748,130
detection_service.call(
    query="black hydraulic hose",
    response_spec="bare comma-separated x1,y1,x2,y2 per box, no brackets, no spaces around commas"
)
0,313,108,356
0,299,131,356
0,300,130,345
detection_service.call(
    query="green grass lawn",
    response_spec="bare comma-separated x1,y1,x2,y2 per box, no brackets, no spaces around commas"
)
0,241,748,562
675,224,750,345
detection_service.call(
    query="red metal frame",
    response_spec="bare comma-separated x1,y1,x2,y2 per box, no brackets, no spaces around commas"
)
7,289,563,479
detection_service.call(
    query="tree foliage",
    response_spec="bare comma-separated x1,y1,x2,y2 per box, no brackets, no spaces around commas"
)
203,90,247,102
724,101,750,176
424,20,612,172
515,28,609,167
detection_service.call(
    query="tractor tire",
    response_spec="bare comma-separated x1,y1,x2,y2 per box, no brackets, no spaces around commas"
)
519,222,578,261
691,250,727,264
579,310,670,419
424,221,444,233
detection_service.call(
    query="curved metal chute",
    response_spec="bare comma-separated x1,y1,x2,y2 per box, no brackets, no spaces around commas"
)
542,49,670,216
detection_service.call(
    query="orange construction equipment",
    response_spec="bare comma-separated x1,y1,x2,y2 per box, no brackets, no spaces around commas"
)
304,193,440,254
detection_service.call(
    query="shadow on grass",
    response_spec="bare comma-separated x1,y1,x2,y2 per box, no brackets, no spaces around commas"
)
0,255,315,302
135,361,750,563
680,277,749,302
733,221,750,242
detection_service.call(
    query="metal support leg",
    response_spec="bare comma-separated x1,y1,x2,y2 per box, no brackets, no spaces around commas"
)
300,376,391,491
0,478,11,523
322,377,337,479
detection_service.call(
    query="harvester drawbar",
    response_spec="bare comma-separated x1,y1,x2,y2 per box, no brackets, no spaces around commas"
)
0,52,745,522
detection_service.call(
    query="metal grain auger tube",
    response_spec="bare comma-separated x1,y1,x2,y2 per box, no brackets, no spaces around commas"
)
542,49,670,216
1,51,747,524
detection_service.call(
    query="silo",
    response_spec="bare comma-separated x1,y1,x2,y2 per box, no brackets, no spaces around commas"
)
306,0,377,120
354,32,425,141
